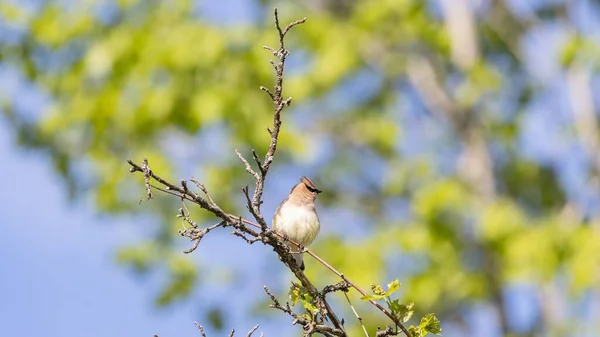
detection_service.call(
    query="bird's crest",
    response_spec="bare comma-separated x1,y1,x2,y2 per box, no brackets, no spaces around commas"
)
300,176,322,194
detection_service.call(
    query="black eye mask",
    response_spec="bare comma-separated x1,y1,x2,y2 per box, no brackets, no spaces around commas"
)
305,185,322,194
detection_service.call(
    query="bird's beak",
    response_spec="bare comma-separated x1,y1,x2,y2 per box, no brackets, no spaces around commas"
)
315,188,322,194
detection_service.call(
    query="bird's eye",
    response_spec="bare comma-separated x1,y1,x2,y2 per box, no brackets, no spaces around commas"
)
305,185,322,194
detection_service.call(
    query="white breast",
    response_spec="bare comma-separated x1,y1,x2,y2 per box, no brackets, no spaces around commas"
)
273,204,320,248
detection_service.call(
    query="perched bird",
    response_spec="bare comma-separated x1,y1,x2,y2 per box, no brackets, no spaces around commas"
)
272,176,322,270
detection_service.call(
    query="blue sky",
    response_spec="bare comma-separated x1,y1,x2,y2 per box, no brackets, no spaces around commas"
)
0,118,201,337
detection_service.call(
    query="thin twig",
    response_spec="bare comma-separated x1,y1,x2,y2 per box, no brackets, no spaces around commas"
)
260,86,275,100
344,291,370,337
251,149,264,174
190,177,218,207
195,322,208,337
178,220,226,254
236,149,260,180
246,325,260,337
233,230,262,244
376,326,400,337
244,8,308,233
138,157,152,201
264,286,345,336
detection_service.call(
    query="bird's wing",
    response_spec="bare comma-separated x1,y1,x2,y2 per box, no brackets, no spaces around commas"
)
272,197,288,230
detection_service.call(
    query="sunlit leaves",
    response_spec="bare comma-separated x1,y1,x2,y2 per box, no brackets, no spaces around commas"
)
420,313,441,334
289,283,319,316
117,242,160,274
455,61,502,107
568,226,600,292
117,244,198,307
156,256,198,307
362,278,441,336
560,35,600,69
480,200,525,243
31,5,94,47
362,279,403,308
389,300,414,323
413,179,470,219
387,279,400,294
408,313,442,337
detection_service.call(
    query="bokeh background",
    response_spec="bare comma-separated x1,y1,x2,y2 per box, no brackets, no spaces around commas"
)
1,0,600,336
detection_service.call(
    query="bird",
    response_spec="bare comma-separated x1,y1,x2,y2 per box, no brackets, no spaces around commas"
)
272,176,322,271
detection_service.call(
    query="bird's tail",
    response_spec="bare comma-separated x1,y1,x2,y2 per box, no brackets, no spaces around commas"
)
291,252,305,271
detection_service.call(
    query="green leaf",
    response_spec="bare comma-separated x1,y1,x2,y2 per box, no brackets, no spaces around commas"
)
290,283,318,315
386,279,401,295
299,313,312,321
389,300,414,323
370,283,386,296
300,298,319,314
360,294,385,301
289,284,300,306
409,325,423,337
420,313,442,335
559,35,580,67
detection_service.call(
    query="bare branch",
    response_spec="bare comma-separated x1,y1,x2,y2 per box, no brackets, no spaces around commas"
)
376,326,400,337
251,149,264,174
177,204,197,230
249,8,308,216
260,86,275,100
180,221,226,254
262,46,277,55
135,157,152,201
236,149,260,180
195,322,208,337
344,291,370,337
264,285,293,315
246,325,260,337
273,8,307,46
232,229,262,244
181,179,189,194
321,281,350,295
263,286,344,337
190,177,218,207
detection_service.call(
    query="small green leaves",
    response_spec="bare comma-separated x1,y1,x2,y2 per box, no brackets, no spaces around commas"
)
289,283,319,316
420,313,442,334
360,293,385,301
409,325,423,337
289,283,300,306
300,296,319,314
372,283,387,296
387,279,401,295
361,279,441,337
390,300,414,323
408,313,442,337
362,279,402,300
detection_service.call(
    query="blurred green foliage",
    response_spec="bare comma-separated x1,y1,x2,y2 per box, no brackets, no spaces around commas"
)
2,0,600,336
